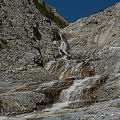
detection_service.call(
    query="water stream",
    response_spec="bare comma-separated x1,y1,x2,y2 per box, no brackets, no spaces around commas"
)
44,33,99,111
43,75,100,111
0,31,108,120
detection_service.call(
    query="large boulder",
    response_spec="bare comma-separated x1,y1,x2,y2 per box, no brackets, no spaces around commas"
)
0,91,47,115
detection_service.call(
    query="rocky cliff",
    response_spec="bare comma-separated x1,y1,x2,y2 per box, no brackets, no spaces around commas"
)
0,0,120,120
0,0,68,115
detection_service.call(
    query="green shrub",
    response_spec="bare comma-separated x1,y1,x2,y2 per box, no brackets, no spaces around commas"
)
0,38,9,49
32,37,36,41
0,41,4,49
28,9,33,14
117,102,120,107
0,0,6,6
0,38,7,44
33,0,68,28
99,9,104,12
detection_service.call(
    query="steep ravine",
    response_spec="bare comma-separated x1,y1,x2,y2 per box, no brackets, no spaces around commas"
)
43,31,109,111
32,2,120,119
0,0,120,120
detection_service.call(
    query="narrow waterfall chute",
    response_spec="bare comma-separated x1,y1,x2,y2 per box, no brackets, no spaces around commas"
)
43,32,104,111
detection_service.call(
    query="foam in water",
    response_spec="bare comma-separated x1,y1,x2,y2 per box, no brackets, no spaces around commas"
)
43,102,70,111
45,33,71,79
59,34,68,56
45,61,55,71
44,32,100,111
0,113,39,120
59,62,70,80
44,75,100,111
59,55,67,60
0,116,21,120
59,77,90,102
0,117,9,120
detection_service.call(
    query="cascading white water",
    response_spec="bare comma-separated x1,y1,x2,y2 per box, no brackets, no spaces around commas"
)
44,32,99,111
59,75,100,102
45,32,72,79
59,62,70,80
59,34,68,56
44,75,100,111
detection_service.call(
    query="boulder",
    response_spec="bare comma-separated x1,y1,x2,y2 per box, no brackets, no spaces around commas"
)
0,91,47,115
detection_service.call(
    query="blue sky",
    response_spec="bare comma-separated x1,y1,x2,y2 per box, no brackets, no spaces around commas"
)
44,0,120,22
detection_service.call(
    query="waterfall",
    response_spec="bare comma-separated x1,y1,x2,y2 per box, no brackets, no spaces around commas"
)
44,75,101,111
43,32,101,111
45,32,85,79
45,32,73,79
58,34,69,56
59,62,70,80
59,75,100,102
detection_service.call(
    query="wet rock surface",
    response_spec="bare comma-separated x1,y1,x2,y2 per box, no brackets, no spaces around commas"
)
4,98,119,120
33,98,120,120
41,1,120,119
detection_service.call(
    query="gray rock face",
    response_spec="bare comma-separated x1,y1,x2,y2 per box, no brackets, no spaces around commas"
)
62,2,120,75
0,91,46,115
0,0,120,119
33,99,120,120
0,0,60,65
0,0,61,115
38,2,120,120
57,2,120,109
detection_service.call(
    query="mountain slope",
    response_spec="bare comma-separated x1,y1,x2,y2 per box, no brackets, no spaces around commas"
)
0,0,67,115
0,0,120,120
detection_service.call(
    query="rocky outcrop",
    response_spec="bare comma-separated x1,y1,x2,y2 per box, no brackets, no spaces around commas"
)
62,2,120,75
32,98,120,120
0,0,62,115
54,3,120,111
42,1,120,118
0,92,46,115
0,0,61,66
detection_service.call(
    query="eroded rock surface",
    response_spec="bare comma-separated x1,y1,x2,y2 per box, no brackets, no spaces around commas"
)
0,0,62,115
0,0,120,119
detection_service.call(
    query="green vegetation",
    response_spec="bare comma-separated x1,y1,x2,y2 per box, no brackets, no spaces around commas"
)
99,9,104,12
0,38,9,49
28,9,33,14
0,41,4,49
0,0,6,6
2,23,6,27
117,102,120,107
32,37,36,41
0,38,7,44
33,0,68,28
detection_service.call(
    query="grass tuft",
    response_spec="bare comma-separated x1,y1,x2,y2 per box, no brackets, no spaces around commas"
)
0,38,10,49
